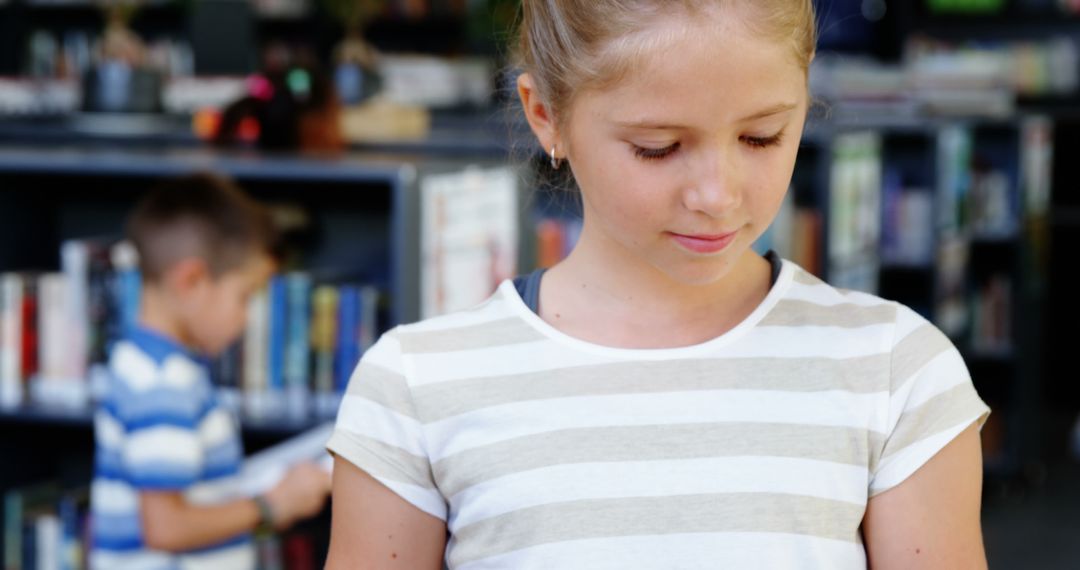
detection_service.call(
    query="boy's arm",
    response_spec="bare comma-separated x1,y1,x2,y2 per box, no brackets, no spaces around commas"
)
140,492,260,553
140,462,330,553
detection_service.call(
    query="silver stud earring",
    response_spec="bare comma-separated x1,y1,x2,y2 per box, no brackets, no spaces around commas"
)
550,146,562,170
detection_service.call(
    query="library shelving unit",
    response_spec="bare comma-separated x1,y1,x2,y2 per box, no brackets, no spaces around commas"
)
0,0,490,76
0,136,520,567
792,113,1054,486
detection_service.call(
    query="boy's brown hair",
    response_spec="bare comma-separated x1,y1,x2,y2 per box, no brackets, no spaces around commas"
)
128,173,278,283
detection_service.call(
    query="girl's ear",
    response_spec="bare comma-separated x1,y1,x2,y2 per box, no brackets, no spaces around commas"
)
517,73,561,156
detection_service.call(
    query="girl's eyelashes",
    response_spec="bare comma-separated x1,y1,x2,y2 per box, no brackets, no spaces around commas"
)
633,142,680,161
631,131,785,161
741,131,785,149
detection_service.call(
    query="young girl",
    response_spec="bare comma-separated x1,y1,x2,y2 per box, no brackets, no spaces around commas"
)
325,1,990,568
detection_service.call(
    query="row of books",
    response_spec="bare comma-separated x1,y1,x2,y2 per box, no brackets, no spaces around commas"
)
3,481,326,570
811,34,1079,121
226,274,379,421
929,0,1080,15
0,239,380,421
970,274,1014,356
881,171,935,267
3,483,88,570
534,218,581,270
753,190,824,277
23,29,194,82
827,132,883,292
880,168,1017,267
253,0,471,19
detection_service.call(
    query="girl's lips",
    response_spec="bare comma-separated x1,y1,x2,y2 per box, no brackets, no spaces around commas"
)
668,231,738,254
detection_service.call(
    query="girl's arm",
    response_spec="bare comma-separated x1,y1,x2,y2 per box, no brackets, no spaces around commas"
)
862,423,988,569
325,457,448,569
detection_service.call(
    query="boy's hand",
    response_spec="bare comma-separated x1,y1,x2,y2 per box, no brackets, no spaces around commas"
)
266,462,332,530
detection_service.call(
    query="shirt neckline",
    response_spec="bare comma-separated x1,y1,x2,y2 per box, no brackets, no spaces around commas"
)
127,324,206,365
496,259,795,360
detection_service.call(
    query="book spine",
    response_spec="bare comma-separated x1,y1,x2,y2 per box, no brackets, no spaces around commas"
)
311,286,339,417
267,276,287,417
34,513,61,570
110,241,141,337
244,287,270,419
334,286,360,395
284,273,312,420
4,490,24,570
37,274,67,384
358,286,380,356
21,280,38,386
60,241,89,382
0,274,24,409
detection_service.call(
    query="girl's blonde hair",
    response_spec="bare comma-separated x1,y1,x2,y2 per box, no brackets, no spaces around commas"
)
515,0,817,125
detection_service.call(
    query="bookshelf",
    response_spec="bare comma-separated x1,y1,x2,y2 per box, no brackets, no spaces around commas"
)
0,0,495,77
0,142,520,567
815,116,1049,481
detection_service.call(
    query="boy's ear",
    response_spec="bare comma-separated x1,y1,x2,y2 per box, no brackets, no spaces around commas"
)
517,73,561,157
164,257,212,296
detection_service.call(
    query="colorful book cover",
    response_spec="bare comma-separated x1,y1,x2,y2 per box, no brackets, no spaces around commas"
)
334,286,360,395
284,273,312,420
358,286,380,356
109,241,141,341
1,274,24,409
244,288,270,419
311,286,339,418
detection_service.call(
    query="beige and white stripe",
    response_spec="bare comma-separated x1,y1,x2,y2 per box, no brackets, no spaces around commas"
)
328,261,990,569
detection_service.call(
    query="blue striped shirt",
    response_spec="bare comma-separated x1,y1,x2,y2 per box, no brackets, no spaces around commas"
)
90,326,254,570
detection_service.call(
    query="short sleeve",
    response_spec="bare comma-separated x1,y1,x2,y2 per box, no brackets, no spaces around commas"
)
869,305,991,496
327,328,447,520
110,347,211,491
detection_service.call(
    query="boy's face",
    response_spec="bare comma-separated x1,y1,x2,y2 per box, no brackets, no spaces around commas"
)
182,253,275,356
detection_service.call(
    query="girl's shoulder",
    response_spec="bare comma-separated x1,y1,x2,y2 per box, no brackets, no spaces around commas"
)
390,284,534,354
777,261,938,346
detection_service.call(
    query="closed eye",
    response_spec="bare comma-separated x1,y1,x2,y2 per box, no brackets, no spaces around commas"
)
633,142,680,161
741,132,784,149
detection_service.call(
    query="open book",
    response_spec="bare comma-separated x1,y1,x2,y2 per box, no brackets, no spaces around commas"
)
194,422,335,501
243,422,335,496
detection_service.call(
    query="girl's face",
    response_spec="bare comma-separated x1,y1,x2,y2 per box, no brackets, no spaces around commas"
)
561,17,809,286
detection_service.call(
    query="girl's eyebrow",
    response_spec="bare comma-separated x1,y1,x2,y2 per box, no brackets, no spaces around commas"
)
738,102,798,122
613,102,799,131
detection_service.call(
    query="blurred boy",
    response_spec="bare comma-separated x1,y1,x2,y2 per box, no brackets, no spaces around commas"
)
90,173,329,569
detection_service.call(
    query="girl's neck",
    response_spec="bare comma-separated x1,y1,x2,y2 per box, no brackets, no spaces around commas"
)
540,226,772,350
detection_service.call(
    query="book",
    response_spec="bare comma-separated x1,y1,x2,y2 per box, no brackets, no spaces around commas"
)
60,241,90,385
109,241,141,342
192,422,334,500
284,273,313,421
0,273,25,409
244,288,271,420
34,273,90,409
311,286,339,418
267,275,288,417
4,484,90,570
334,286,360,397
16,239,385,422
828,131,882,292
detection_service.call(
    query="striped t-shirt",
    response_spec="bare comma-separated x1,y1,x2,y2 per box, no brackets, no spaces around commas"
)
328,260,990,569
91,326,254,570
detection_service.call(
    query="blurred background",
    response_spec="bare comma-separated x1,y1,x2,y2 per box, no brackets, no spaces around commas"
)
0,0,1077,568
